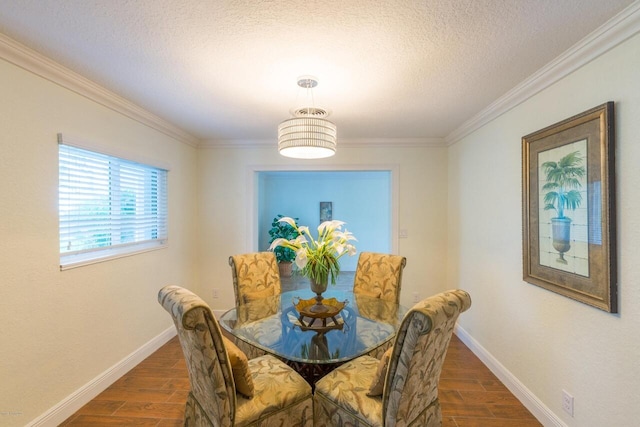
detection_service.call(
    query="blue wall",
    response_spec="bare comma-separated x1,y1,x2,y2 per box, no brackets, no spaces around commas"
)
258,171,391,271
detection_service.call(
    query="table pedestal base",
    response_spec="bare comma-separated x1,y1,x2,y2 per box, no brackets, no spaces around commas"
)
285,360,344,389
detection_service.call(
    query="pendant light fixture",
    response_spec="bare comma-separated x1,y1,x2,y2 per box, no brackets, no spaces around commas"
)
278,76,337,159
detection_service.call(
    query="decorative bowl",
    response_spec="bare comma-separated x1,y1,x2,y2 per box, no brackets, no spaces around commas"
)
293,297,348,330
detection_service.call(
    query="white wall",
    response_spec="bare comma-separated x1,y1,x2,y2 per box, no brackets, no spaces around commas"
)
6,12,636,427
197,143,449,310
258,170,392,271
0,58,198,426
447,33,640,426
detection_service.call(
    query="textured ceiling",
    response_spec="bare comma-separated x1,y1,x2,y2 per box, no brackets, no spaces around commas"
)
0,0,634,142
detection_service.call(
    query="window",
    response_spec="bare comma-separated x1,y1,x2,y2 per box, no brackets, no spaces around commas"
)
59,138,168,269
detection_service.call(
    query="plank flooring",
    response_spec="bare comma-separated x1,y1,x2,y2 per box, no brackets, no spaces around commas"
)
61,334,540,426
62,275,541,426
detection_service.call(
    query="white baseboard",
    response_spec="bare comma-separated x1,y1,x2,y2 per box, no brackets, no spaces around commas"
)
28,322,561,426
454,325,565,427
27,326,177,427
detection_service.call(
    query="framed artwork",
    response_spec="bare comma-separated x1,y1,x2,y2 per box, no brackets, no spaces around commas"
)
522,102,617,312
320,202,332,223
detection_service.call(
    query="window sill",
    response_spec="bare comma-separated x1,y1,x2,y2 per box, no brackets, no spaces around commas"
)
60,241,167,270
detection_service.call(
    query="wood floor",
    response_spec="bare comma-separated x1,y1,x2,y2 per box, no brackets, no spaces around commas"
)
62,275,541,425
439,335,541,427
61,334,541,426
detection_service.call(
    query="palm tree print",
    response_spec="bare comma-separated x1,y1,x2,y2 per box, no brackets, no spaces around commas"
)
541,151,586,219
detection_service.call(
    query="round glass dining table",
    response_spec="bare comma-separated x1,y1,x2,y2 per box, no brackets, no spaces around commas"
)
219,289,408,384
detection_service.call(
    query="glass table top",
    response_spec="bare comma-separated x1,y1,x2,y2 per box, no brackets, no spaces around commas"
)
219,289,408,364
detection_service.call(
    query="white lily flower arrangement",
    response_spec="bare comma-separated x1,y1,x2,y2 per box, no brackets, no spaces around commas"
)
269,217,357,285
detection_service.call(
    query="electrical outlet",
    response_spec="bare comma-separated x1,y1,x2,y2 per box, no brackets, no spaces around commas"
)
562,389,574,417
413,292,420,303
212,288,219,299
399,229,408,239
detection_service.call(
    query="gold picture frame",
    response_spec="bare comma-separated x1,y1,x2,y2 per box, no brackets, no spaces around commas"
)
522,102,617,312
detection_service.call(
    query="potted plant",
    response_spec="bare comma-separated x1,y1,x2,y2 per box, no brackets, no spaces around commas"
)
268,215,300,277
269,216,357,296
541,151,586,264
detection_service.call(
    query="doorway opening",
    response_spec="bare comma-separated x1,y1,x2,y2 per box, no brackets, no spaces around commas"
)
255,169,395,272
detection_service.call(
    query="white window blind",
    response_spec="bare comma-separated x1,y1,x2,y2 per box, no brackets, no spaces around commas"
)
59,140,168,268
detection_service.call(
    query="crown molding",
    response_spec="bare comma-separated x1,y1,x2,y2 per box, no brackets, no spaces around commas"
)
339,138,445,148
199,137,446,149
0,33,199,147
6,0,637,151
445,1,640,146
199,139,273,149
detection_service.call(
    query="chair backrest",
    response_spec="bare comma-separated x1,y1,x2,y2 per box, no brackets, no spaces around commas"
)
382,289,472,425
229,252,282,307
158,285,237,426
353,252,407,303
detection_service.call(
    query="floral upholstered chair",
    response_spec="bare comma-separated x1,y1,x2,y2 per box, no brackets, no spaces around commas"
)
353,252,407,359
228,252,283,358
229,252,282,307
313,289,472,427
353,252,407,304
158,285,313,427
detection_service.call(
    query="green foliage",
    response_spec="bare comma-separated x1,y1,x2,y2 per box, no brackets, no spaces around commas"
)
541,151,586,219
270,217,357,286
301,239,342,285
268,215,300,262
